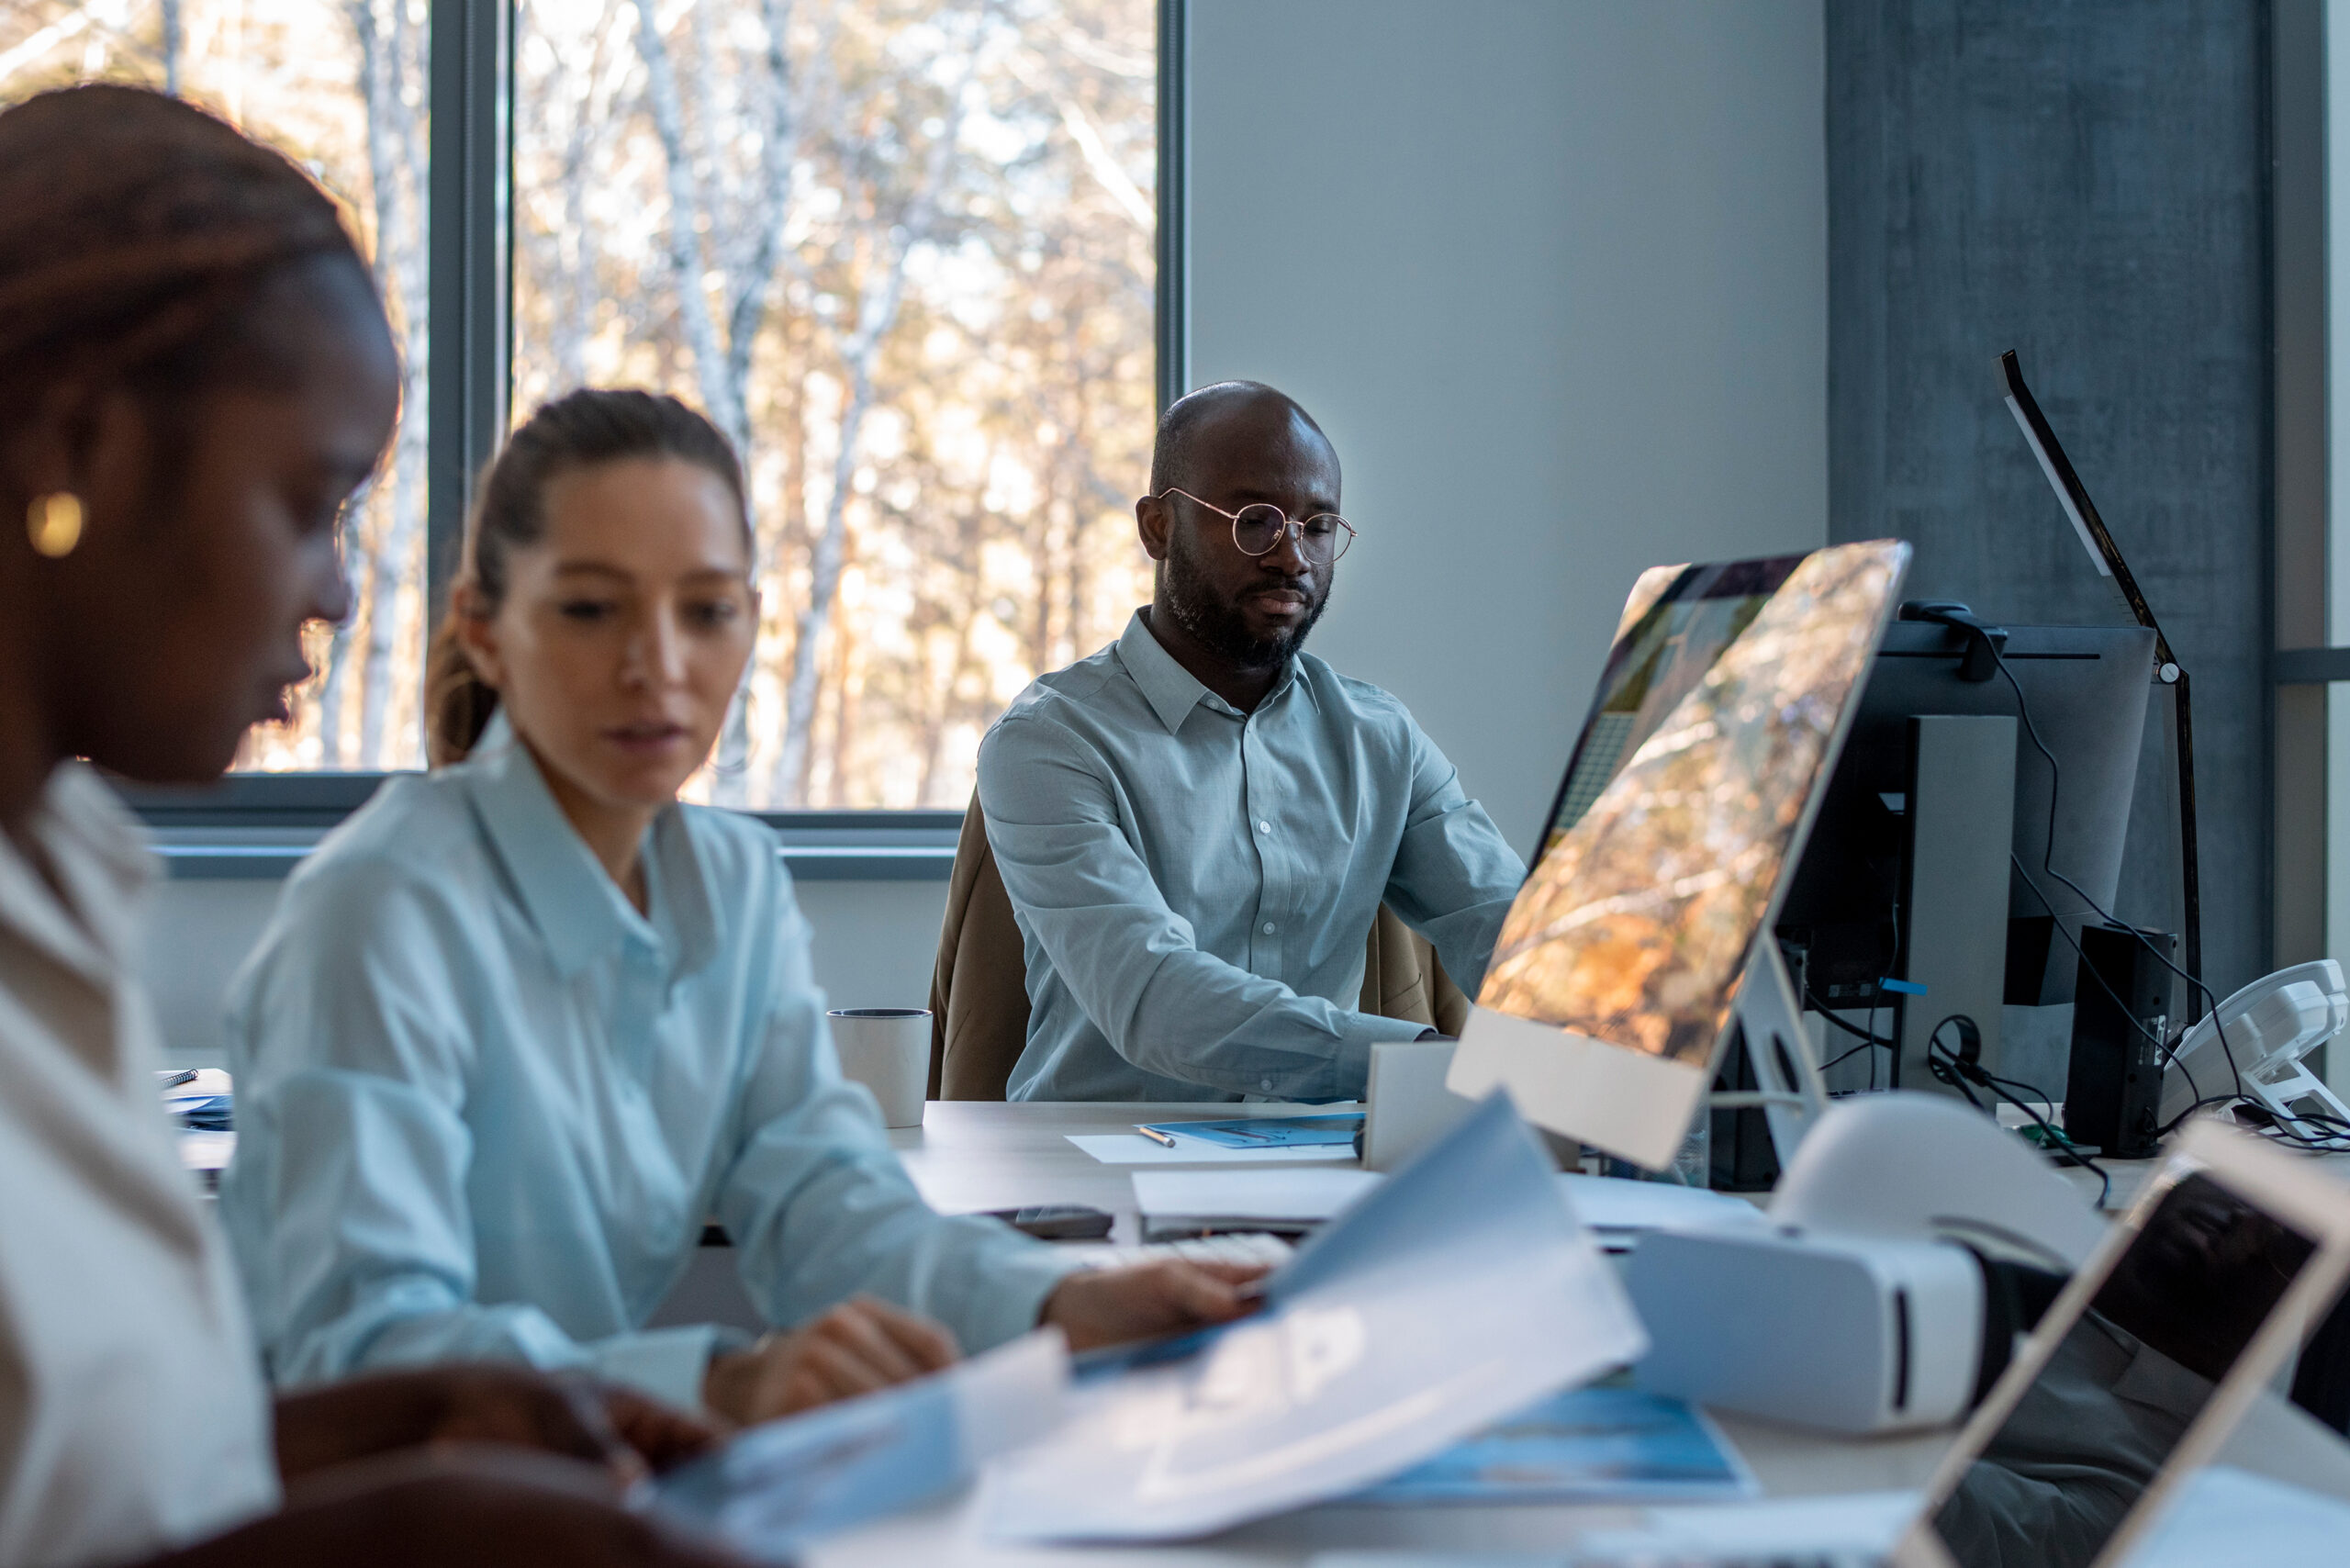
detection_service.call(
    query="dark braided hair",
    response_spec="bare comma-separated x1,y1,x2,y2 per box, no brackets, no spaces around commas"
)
0,84,370,435
425,388,748,766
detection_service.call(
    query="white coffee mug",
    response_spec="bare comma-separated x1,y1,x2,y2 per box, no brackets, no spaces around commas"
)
828,1007,931,1127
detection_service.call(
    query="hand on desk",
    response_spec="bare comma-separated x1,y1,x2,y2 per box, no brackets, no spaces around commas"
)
702,1294,960,1426
1039,1257,1269,1350
272,1363,720,1488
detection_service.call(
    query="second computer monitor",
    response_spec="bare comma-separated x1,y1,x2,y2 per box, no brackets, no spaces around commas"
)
1774,618,2156,1013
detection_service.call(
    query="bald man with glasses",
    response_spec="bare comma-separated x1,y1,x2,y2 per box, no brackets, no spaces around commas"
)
976,381,1526,1102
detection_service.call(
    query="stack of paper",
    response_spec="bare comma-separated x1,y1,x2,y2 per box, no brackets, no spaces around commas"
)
980,1092,1650,1542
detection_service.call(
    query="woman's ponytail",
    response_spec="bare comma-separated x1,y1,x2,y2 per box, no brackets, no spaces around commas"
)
423,616,500,767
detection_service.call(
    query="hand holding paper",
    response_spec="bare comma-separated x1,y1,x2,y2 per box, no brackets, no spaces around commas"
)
981,1091,1648,1541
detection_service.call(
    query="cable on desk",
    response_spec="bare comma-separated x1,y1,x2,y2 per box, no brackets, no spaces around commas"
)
1926,1014,2110,1208
1973,638,2283,1144
2002,868,2350,1153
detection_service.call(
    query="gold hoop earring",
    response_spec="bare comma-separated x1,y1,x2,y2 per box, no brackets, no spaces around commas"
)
27,492,84,559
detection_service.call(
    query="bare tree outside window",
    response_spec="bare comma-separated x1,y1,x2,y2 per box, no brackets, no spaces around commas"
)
0,0,1155,805
512,0,1156,810
0,0,433,773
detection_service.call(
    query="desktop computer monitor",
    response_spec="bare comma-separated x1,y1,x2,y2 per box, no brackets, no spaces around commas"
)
1772,618,2156,1015
1448,540,1909,1170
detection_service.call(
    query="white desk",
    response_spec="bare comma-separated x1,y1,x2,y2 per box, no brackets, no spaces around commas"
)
800,1103,2011,1566
888,1101,1360,1244
699,1099,2350,1562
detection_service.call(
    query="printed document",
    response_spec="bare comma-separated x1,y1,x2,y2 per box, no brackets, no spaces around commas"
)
980,1092,1647,1541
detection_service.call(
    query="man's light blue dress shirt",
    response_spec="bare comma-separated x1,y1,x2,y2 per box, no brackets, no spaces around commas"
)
977,610,1527,1103
218,716,1075,1408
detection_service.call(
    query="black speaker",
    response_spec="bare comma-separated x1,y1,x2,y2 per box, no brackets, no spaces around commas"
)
2064,924,2174,1159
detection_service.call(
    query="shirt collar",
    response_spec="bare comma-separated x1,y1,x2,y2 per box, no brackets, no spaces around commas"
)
0,762,155,989
1116,608,1304,732
460,711,719,982
2108,1322,2218,1424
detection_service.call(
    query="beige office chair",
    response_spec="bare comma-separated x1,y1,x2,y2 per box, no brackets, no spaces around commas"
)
928,797,1469,1101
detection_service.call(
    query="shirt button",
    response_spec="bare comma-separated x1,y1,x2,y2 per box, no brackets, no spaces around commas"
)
1262,922,1276,935
1261,1078,1273,1092
1258,820,1271,834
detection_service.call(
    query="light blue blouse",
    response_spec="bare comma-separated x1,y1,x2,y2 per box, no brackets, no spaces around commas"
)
218,716,1073,1407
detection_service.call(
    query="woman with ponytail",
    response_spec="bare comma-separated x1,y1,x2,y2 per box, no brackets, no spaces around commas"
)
218,388,1262,1432
0,86,739,1568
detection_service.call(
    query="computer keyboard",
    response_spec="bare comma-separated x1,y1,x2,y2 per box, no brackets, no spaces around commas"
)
1063,1231,1295,1271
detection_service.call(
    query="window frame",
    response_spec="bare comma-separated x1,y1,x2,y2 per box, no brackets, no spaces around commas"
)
126,0,1189,877
2274,0,2341,1092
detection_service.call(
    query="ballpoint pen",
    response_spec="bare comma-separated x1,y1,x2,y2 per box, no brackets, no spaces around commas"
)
1136,1126,1179,1147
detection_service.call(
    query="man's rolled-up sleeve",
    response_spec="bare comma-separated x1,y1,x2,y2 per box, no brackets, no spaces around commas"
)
979,715,1423,1100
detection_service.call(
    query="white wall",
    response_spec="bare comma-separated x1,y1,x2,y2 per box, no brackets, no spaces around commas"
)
139,2,1830,1054
1186,0,1830,853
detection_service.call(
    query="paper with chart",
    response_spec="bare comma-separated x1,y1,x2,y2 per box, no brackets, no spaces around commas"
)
1348,1383,1756,1505
1136,1114,1363,1148
980,1092,1648,1541
656,1330,1066,1559
1067,1133,1356,1166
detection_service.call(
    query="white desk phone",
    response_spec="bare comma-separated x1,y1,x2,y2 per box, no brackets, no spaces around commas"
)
2156,958,2350,1130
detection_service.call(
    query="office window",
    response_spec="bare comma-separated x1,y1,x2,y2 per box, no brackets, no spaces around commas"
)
6,0,1157,805
0,0,432,771
512,0,1157,809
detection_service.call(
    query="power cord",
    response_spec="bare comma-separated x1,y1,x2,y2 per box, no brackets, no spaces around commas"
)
1927,611,2285,1143
1807,984,1895,1083
1925,1014,2110,1207
2008,870,2342,1152
2011,890,2344,1153
2009,858,2205,1113
1821,608,2333,1155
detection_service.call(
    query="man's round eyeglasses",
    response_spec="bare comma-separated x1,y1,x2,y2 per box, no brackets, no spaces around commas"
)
1156,487,1356,565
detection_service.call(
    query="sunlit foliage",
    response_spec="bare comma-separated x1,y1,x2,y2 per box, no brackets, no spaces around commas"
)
0,0,1154,803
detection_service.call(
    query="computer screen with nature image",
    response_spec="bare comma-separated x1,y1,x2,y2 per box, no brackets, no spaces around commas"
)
1479,540,1908,1067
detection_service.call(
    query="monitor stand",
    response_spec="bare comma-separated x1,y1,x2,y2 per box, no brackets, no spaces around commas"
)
1710,938,1829,1171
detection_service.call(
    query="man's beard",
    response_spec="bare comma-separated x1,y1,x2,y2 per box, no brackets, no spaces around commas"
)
1160,527,1329,669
